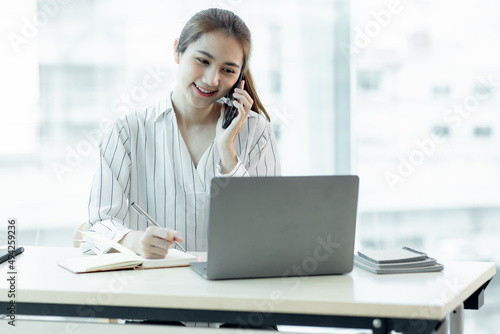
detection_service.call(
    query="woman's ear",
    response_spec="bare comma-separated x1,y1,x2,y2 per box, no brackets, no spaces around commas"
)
173,38,180,64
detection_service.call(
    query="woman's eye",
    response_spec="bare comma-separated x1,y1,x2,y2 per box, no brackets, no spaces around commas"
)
223,68,235,74
197,58,209,65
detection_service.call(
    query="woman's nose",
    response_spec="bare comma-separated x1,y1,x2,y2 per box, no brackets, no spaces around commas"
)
203,67,219,87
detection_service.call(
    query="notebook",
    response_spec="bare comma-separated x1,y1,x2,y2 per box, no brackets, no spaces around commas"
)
354,259,444,274
357,247,427,264
190,175,359,280
354,247,444,274
59,232,197,273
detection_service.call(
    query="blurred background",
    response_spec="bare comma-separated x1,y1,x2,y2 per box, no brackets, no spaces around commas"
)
0,0,498,333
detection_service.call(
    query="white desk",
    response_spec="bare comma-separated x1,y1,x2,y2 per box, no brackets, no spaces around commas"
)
1,319,283,334
0,247,495,334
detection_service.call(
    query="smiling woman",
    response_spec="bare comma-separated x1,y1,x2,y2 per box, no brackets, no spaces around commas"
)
172,31,244,117
81,8,281,260
0,0,344,280
174,9,269,122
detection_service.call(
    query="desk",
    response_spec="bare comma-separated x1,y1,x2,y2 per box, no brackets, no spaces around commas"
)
0,247,495,334
0,319,286,334
1,319,282,334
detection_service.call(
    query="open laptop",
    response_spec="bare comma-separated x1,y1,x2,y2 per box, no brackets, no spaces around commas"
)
190,175,359,280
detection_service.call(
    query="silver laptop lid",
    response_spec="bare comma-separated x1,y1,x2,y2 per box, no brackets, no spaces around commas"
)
205,175,359,280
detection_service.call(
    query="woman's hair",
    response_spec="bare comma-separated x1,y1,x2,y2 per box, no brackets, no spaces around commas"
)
177,8,270,121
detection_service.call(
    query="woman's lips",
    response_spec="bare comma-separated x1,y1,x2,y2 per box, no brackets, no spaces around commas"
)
193,83,217,97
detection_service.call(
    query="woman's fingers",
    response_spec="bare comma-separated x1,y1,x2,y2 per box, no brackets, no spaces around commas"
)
227,83,251,126
173,230,184,243
230,98,250,127
233,87,253,111
140,226,183,258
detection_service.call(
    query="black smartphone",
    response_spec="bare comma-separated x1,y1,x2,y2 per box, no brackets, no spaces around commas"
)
222,68,244,129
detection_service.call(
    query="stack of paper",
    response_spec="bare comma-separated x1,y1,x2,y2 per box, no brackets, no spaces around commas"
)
354,247,444,274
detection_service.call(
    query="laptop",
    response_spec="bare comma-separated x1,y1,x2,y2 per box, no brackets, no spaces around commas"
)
190,175,359,280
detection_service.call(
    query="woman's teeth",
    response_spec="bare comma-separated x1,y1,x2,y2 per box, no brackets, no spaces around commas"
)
195,84,215,94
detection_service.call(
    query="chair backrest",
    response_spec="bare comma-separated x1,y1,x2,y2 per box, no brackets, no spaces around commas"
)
73,222,87,248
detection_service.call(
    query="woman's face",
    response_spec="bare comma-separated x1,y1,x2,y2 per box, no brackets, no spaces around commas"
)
174,31,244,111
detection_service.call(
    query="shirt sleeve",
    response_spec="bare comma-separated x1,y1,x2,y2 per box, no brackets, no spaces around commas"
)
216,121,281,177
80,119,133,255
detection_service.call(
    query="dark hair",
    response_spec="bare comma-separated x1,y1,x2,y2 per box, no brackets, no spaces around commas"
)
177,8,270,121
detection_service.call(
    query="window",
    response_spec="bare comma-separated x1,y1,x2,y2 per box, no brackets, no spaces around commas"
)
352,1,500,332
474,126,492,138
0,1,344,243
1,1,497,332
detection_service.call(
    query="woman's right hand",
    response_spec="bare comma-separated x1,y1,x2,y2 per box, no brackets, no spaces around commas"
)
119,227,184,259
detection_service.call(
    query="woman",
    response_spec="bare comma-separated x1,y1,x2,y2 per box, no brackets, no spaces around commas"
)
81,8,281,258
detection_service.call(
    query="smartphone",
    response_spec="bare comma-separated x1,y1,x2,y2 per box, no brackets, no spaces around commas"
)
222,68,245,129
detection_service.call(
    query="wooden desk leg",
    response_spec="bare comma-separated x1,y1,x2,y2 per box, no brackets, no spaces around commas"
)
449,303,464,334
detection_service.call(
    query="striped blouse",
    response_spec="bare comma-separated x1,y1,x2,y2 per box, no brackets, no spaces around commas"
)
81,93,281,254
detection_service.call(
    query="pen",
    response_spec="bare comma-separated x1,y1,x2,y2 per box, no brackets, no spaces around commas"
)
0,247,25,265
402,246,427,256
130,202,186,252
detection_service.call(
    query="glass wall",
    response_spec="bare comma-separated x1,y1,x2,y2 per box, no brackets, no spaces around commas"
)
0,1,343,243
352,0,500,333
1,0,497,332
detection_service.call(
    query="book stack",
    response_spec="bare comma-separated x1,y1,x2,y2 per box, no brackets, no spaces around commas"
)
354,247,444,274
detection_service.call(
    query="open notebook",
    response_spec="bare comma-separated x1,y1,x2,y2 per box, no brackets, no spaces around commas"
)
58,232,197,273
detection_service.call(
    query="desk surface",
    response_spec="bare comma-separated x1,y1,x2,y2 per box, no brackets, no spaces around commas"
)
0,246,495,321
2,319,282,334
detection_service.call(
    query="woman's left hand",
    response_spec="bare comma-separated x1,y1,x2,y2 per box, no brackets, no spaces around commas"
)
216,80,253,173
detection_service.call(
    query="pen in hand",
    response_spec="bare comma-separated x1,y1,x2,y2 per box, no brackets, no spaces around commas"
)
130,202,186,253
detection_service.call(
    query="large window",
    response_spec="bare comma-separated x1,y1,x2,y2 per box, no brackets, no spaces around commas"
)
352,0,499,333
0,1,344,242
1,0,497,332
